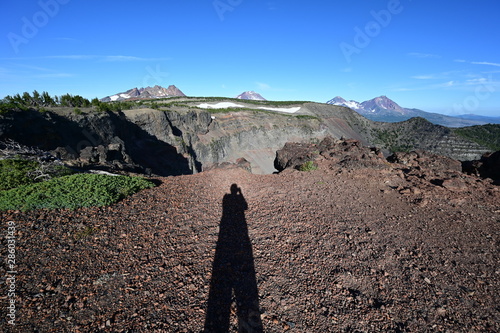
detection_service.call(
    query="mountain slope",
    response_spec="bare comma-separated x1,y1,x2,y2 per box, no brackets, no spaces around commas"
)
235,91,267,101
455,114,500,124
327,96,487,127
360,96,411,116
101,85,185,102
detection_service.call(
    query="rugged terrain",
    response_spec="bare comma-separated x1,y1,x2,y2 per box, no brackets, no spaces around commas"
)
1,138,499,332
0,98,491,176
101,86,186,102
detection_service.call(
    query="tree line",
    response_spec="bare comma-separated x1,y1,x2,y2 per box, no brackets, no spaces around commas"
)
1,91,135,113
2,90,96,108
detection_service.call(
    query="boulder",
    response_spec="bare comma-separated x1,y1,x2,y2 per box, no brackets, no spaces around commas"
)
274,137,389,172
464,151,500,183
387,150,462,174
204,157,252,173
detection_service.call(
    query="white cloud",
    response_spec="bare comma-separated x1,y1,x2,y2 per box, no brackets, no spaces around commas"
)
471,61,500,67
254,82,295,93
466,78,488,85
440,81,456,87
34,73,73,78
256,82,272,90
46,55,96,60
408,52,441,59
411,75,435,80
102,55,170,62
0,55,171,62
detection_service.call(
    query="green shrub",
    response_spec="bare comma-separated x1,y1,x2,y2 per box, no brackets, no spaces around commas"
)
0,159,74,191
0,174,155,211
299,160,318,172
73,107,83,115
0,159,40,190
295,115,319,120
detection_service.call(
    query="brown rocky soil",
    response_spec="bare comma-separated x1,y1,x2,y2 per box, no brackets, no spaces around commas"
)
1,139,499,332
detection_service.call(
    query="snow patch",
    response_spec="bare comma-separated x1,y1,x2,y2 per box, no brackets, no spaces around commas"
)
110,95,120,101
344,101,361,110
197,102,301,114
198,102,245,109
257,106,301,113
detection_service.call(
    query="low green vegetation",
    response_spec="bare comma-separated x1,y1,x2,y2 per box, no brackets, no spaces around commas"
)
0,157,155,211
0,173,154,211
299,160,318,172
453,124,500,151
372,128,412,153
295,114,319,121
0,159,73,191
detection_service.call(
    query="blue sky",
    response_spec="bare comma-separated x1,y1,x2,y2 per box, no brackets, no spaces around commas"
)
1,0,499,116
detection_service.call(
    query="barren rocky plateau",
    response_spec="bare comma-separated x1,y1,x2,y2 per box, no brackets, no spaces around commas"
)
1,138,499,332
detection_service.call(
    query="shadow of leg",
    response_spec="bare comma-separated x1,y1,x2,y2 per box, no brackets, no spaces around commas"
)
204,184,263,333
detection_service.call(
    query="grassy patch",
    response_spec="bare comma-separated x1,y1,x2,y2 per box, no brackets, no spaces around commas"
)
0,174,155,211
299,161,318,172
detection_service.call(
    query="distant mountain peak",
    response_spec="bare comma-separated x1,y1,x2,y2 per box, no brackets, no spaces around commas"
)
326,95,493,127
235,91,267,101
326,96,362,110
101,85,186,102
362,96,406,114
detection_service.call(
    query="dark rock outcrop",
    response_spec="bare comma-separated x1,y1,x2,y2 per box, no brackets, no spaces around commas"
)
463,151,500,183
274,137,388,172
387,150,463,174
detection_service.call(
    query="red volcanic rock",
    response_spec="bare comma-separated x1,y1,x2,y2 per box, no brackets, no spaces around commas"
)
1,146,499,332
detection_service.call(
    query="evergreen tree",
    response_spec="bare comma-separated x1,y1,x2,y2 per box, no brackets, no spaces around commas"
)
32,90,42,106
22,92,33,106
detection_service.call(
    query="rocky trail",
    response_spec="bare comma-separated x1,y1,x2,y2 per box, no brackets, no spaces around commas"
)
1,140,500,332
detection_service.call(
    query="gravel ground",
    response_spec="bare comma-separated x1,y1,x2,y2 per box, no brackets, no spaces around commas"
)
1,162,499,332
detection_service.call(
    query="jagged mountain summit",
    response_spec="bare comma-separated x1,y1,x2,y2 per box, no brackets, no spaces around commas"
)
327,96,363,111
327,95,490,127
328,96,410,116
235,91,267,101
101,85,186,102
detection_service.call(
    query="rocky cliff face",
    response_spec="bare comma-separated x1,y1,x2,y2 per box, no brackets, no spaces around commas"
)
0,101,492,176
0,106,327,175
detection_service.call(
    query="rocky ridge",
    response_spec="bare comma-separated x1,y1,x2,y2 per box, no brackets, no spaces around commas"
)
0,99,492,177
1,138,498,332
101,85,186,102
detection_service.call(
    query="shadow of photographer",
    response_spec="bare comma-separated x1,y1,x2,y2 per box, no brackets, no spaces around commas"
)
204,184,264,333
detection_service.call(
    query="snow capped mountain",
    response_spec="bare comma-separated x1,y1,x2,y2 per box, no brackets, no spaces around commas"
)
235,91,267,101
101,85,186,102
326,95,490,127
326,96,362,110
328,95,411,115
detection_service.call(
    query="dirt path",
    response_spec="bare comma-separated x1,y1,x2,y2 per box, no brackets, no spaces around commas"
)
1,166,499,332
